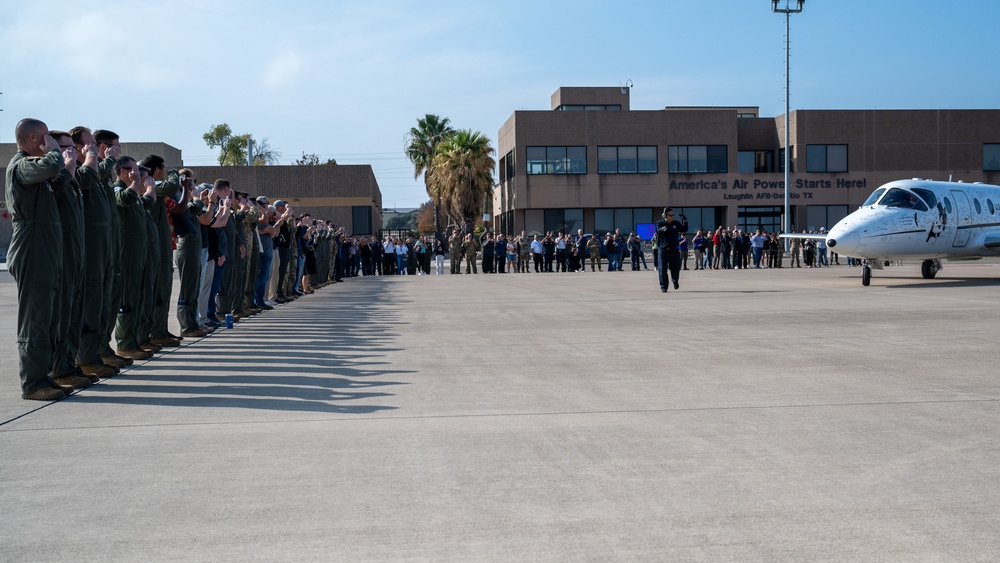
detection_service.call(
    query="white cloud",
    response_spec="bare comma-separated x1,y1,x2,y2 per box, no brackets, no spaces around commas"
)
262,49,305,91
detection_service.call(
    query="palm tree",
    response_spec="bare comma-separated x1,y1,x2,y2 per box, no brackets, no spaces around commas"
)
405,115,455,242
430,129,496,235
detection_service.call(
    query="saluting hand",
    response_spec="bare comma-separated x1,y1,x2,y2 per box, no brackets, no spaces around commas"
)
106,143,122,159
62,147,78,172
142,176,156,197
42,134,60,155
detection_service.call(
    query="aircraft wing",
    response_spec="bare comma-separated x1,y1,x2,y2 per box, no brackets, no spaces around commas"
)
779,233,828,240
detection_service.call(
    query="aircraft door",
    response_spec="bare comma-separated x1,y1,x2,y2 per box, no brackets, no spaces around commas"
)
950,190,972,247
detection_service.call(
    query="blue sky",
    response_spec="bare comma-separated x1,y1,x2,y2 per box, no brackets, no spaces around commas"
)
2,0,998,209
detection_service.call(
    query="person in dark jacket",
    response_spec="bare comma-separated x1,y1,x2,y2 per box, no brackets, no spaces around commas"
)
655,207,688,293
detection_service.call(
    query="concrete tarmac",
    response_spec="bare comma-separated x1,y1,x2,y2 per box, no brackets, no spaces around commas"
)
2,261,1000,561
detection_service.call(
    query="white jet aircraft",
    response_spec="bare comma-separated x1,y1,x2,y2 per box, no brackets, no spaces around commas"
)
783,179,1000,286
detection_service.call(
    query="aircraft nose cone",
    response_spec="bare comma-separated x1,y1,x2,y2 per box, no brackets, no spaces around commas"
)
827,224,859,255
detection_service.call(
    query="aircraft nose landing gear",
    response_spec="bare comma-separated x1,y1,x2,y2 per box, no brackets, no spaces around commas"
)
862,263,872,286
921,259,942,279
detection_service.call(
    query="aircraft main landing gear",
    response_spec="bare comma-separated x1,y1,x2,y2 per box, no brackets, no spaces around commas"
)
921,259,941,279
862,264,872,286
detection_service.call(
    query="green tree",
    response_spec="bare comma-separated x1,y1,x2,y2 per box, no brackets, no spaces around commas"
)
430,129,495,234
294,152,338,165
203,123,281,165
405,114,455,242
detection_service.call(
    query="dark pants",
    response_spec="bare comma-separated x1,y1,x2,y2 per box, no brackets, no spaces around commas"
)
533,253,543,272
14,270,62,393
658,248,681,291
79,226,111,365
152,235,173,339
175,234,203,332
276,247,291,297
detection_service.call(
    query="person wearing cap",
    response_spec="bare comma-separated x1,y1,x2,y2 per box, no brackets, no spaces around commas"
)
271,200,294,302
256,198,291,309
196,183,224,330
171,168,206,337
655,207,688,293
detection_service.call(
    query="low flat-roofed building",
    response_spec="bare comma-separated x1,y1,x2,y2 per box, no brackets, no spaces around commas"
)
496,86,1000,236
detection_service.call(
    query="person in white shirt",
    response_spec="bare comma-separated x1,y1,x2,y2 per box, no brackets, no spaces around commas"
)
530,235,543,272
384,238,396,275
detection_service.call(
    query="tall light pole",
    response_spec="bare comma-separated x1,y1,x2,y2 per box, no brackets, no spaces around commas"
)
772,0,805,241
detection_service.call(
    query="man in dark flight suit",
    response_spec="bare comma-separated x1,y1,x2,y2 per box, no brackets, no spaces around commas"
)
47,131,98,388
139,155,182,347
655,207,689,293
6,119,76,400
113,157,154,360
69,127,117,378
93,130,131,368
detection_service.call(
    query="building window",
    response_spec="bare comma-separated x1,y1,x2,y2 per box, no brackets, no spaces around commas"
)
738,150,775,173
556,104,622,111
352,206,373,235
806,205,848,232
598,146,657,174
504,150,514,181
984,144,1000,171
806,144,848,173
738,206,785,234
526,146,587,175
593,208,658,236
778,147,794,173
668,145,727,173
542,209,584,234
670,207,721,236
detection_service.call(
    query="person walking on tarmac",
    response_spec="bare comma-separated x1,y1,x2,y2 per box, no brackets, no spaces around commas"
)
655,207,688,293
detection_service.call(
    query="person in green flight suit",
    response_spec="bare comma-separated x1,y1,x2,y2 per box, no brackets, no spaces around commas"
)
47,131,97,388
68,126,117,378
137,166,162,354
138,155,182,347
93,130,131,368
6,118,77,400
112,157,154,361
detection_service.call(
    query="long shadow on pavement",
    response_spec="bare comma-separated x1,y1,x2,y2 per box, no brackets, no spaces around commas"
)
69,278,411,416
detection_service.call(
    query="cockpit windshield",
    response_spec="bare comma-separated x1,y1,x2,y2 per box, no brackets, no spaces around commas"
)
862,188,886,207
911,187,937,210
878,188,929,212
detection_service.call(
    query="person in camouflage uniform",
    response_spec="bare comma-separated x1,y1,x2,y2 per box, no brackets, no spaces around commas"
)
462,233,479,274
587,234,602,272
449,230,462,274
518,233,532,273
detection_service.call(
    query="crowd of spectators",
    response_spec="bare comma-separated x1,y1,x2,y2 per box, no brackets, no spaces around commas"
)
5,118,355,401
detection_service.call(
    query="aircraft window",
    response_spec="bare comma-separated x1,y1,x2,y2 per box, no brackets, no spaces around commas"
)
975,198,982,215
862,188,886,207
989,199,995,215
911,188,937,210
944,197,953,214
879,188,928,211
